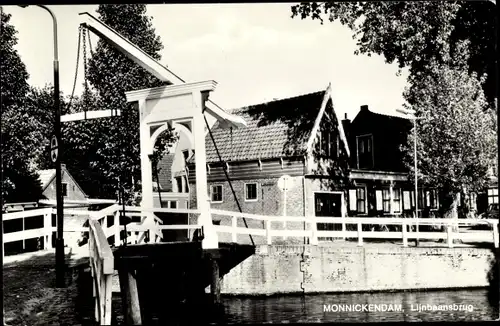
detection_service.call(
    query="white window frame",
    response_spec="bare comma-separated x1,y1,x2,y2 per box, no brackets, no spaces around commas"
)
313,190,346,217
244,182,258,202
349,186,368,215
210,184,223,203
392,188,402,214
382,188,391,213
402,190,411,211
488,188,499,204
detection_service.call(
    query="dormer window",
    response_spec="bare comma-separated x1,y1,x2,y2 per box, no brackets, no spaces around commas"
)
356,134,374,169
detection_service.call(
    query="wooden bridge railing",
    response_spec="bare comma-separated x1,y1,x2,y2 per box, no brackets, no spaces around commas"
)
2,208,54,254
3,205,499,253
89,219,114,325
210,209,500,248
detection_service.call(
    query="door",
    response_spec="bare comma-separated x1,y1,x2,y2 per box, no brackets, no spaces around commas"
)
315,193,342,237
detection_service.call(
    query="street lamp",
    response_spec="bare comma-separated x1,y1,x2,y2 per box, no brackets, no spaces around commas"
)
396,108,420,247
19,5,65,287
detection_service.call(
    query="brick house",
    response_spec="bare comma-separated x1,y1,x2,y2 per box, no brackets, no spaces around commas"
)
343,105,440,218
185,84,351,242
153,140,191,209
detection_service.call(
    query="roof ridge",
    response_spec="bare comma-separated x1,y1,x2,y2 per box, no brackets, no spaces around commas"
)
229,89,326,114
369,110,411,120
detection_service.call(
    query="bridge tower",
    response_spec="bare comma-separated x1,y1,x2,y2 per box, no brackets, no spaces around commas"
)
126,81,221,249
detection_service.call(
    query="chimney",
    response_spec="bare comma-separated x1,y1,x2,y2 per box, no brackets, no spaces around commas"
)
360,105,369,112
341,112,351,140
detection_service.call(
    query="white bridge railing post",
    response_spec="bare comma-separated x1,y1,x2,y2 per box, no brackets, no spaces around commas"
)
310,219,318,245
493,220,499,249
357,221,363,246
447,220,454,248
231,215,237,243
114,210,120,246
402,219,408,247
44,209,53,250
266,219,272,245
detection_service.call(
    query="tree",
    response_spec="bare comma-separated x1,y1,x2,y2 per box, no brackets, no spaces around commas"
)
76,4,176,202
291,1,497,106
291,2,498,218
401,41,497,218
1,11,43,203
24,85,70,170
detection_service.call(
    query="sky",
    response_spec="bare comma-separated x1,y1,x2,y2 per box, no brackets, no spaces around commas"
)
3,3,409,120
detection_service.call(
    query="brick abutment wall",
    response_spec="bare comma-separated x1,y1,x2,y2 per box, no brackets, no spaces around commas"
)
220,245,496,295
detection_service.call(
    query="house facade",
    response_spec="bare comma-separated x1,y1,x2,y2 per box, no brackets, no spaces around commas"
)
185,85,352,241
344,105,440,218
37,164,88,202
152,136,191,209
157,85,496,243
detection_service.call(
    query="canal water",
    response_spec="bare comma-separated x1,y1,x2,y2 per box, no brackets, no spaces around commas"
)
212,289,498,323
111,288,498,324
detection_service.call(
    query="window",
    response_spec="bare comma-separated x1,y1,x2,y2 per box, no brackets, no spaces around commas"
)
245,183,258,201
62,183,68,197
317,130,339,158
211,185,223,203
175,177,182,193
356,188,366,213
468,192,477,211
418,189,424,209
430,190,439,209
349,189,357,211
382,189,391,213
403,190,411,211
393,189,401,213
375,190,383,211
405,189,438,210
488,188,499,204
348,188,367,213
423,189,439,209
357,134,373,169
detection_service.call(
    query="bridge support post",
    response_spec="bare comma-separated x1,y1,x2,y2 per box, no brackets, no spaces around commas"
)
209,254,221,305
193,91,218,249
118,267,142,325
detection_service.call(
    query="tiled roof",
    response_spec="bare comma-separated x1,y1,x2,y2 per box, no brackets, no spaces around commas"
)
38,169,56,189
352,108,413,133
37,166,88,197
157,153,174,191
202,90,327,163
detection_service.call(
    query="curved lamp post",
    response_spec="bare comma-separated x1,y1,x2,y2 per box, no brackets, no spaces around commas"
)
19,5,65,287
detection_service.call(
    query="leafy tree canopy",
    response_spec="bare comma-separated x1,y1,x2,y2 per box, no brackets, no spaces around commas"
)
401,41,497,213
291,1,497,106
69,4,176,202
1,11,43,203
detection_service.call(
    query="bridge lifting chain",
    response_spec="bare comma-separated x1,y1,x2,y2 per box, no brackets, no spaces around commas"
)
202,113,255,246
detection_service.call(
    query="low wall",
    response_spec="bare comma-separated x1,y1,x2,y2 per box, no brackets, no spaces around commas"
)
220,245,496,295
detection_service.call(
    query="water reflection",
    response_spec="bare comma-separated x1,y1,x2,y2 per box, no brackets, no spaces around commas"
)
217,289,498,323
